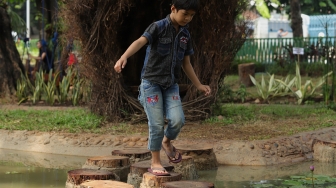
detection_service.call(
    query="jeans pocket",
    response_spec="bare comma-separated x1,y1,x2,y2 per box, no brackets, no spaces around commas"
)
142,79,153,92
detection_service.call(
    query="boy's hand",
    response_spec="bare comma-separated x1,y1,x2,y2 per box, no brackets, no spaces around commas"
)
197,85,211,96
114,57,127,73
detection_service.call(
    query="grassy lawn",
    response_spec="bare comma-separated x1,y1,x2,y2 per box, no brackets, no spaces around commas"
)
1,103,336,140
0,108,102,133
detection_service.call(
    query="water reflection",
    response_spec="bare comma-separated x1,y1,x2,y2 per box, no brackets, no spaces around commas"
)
1,149,336,188
0,149,87,188
199,161,336,187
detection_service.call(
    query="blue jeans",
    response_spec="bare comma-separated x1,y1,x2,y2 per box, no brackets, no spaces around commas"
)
138,79,185,151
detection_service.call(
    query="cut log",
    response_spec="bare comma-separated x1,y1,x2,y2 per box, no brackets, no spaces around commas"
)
65,169,117,188
140,172,182,188
175,145,218,170
112,149,151,164
80,180,134,188
238,63,255,87
313,139,336,162
82,155,130,181
162,181,215,188
127,160,174,188
170,156,198,180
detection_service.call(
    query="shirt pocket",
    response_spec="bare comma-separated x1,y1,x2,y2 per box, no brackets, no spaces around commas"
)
157,38,172,56
177,42,187,60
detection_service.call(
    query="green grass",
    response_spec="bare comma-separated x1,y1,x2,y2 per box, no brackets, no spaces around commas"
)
0,108,103,133
205,103,336,139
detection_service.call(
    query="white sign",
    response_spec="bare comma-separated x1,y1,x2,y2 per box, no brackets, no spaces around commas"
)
293,47,304,55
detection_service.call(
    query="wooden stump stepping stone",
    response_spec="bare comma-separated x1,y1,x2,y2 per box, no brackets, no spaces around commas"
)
112,149,151,164
162,181,215,188
170,156,198,180
80,180,134,188
238,63,255,87
81,155,130,181
65,169,117,188
175,144,218,170
127,160,174,188
313,139,336,162
140,172,182,188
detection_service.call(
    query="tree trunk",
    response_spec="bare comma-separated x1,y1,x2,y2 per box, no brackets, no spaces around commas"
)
0,6,25,98
290,0,303,37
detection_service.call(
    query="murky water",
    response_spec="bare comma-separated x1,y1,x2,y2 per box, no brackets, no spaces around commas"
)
1,149,336,188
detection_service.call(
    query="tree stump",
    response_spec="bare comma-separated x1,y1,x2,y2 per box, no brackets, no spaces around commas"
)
81,155,130,181
238,63,255,87
112,149,151,164
127,160,174,188
175,145,218,170
313,139,336,162
80,180,134,188
162,181,215,188
139,172,182,188
170,156,198,180
65,169,117,188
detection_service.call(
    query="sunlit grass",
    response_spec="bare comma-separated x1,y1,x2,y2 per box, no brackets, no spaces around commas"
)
0,108,103,133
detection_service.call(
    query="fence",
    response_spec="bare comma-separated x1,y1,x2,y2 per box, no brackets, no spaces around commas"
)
235,37,336,64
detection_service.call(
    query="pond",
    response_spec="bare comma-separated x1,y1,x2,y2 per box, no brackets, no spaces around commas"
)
1,149,336,188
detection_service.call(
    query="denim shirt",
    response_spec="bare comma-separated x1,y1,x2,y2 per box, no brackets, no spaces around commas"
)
141,15,194,89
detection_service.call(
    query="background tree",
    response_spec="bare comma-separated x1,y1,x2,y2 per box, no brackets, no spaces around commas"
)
61,0,248,122
0,1,25,98
252,0,336,38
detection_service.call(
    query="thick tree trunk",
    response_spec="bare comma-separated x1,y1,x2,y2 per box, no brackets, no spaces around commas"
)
290,0,303,37
0,7,25,98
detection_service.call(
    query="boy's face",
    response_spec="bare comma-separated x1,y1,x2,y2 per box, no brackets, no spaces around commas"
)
171,5,196,27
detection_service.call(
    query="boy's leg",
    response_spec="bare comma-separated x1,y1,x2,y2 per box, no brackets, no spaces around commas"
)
162,83,184,160
139,79,167,173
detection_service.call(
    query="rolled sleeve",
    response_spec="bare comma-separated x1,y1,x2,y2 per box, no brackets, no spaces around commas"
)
142,32,153,44
185,49,194,56
142,23,158,45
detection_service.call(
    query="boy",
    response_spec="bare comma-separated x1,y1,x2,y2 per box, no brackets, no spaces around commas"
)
114,0,211,176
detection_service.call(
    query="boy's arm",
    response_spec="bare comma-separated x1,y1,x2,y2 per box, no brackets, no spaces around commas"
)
182,56,211,96
114,36,148,73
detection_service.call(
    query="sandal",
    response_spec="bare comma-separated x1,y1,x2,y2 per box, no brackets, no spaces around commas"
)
148,167,170,176
162,145,182,163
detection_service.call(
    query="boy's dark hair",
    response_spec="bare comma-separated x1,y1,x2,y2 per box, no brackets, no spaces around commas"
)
172,0,200,11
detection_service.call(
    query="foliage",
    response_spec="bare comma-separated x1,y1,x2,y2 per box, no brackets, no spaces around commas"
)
277,63,332,105
236,84,249,103
58,69,72,104
42,70,60,105
276,74,296,95
249,73,281,102
7,5,26,34
32,69,44,104
16,72,30,103
15,69,91,106
71,76,84,106
251,0,336,18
